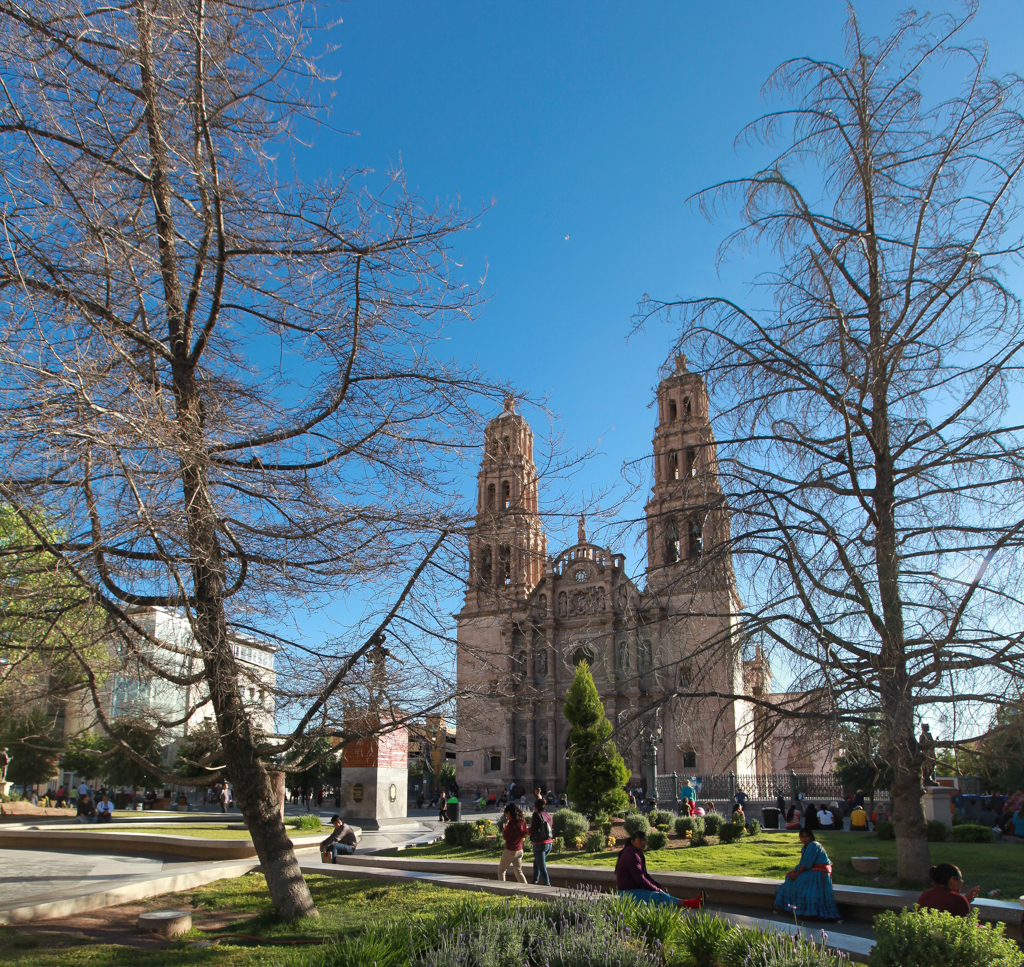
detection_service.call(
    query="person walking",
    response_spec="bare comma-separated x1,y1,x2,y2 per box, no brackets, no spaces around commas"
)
773,829,840,920
438,789,448,822
529,798,554,886
218,782,230,814
497,803,529,883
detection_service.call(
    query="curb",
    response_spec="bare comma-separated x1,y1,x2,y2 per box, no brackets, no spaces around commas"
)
0,860,260,925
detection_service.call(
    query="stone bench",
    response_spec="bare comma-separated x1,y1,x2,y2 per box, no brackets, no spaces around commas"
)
0,827,325,861
325,854,1021,939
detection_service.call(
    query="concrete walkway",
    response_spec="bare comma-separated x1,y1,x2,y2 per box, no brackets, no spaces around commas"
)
0,820,444,924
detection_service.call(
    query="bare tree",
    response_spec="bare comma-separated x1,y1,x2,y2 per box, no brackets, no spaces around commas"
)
637,4,1024,882
0,0,505,918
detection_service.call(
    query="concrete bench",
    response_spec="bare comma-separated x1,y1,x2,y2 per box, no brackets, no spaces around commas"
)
324,854,1021,939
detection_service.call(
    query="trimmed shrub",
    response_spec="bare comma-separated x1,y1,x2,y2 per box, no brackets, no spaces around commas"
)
552,808,590,843
675,816,695,836
745,818,761,837
718,821,745,844
951,811,969,826
622,804,640,816
875,819,895,840
444,822,485,848
651,809,675,829
952,823,994,843
869,907,1024,967
551,836,565,854
646,829,668,850
703,811,724,836
601,820,613,836
584,830,606,852
927,820,948,842
623,813,651,837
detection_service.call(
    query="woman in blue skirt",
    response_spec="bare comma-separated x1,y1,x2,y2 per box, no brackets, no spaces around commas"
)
774,829,840,920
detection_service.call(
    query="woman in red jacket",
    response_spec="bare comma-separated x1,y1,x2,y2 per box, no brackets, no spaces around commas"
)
498,803,529,883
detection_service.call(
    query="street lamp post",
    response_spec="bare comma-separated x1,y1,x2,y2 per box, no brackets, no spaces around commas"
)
646,726,662,804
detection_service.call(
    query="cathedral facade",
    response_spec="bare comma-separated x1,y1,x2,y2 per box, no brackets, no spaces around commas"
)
455,357,758,795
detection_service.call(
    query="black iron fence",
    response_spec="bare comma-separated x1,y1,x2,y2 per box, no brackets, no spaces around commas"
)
655,772,844,802
655,771,981,802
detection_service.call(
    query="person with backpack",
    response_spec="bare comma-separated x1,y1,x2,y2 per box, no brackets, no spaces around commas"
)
529,797,554,886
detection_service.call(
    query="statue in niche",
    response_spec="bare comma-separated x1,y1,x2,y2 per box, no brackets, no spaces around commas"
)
518,735,527,766
572,590,589,614
557,592,568,617
535,649,548,676
594,587,606,611
618,640,630,673
538,593,547,615
538,735,549,764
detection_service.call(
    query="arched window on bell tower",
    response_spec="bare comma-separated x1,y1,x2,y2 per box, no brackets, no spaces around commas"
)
481,546,493,583
502,481,511,510
668,398,677,422
688,519,703,558
686,447,697,477
498,544,512,585
487,483,495,509
665,518,680,564
668,451,679,481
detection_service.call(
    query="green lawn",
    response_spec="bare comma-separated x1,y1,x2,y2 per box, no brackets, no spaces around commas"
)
388,831,1024,896
0,876,520,967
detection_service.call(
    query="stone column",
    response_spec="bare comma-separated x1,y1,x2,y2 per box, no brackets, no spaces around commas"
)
502,707,514,786
526,712,536,794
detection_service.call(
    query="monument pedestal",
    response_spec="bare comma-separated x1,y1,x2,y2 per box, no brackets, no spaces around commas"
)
0,781,11,799
339,713,409,830
923,786,953,829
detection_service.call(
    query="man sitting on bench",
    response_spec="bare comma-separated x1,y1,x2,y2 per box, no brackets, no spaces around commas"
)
96,793,114,823
321,815,359,862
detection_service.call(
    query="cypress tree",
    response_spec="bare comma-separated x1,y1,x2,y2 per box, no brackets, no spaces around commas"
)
564,661,629,816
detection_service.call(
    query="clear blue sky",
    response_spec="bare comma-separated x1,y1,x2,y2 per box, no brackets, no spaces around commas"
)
306,0,1023,564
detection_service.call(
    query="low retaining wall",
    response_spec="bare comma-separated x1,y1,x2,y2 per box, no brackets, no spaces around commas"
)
330,855,1021,939
0,827,324,861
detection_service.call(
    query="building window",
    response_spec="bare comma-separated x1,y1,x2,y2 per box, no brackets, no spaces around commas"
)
489,753,501,772
668,451,679,481
481,546,493,583
668,399,677,422
686,447,697,477
682,750,697,769
487,483,495,509
499,544,511,585
688,519,703,558
502,481,511,509
665,518,680,563
683,396,692,417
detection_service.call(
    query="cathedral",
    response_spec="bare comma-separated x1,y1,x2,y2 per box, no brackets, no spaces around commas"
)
455,356,760,795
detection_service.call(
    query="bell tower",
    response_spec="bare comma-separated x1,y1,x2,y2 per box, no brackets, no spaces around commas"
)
464,397,546,612
645,355,727,592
